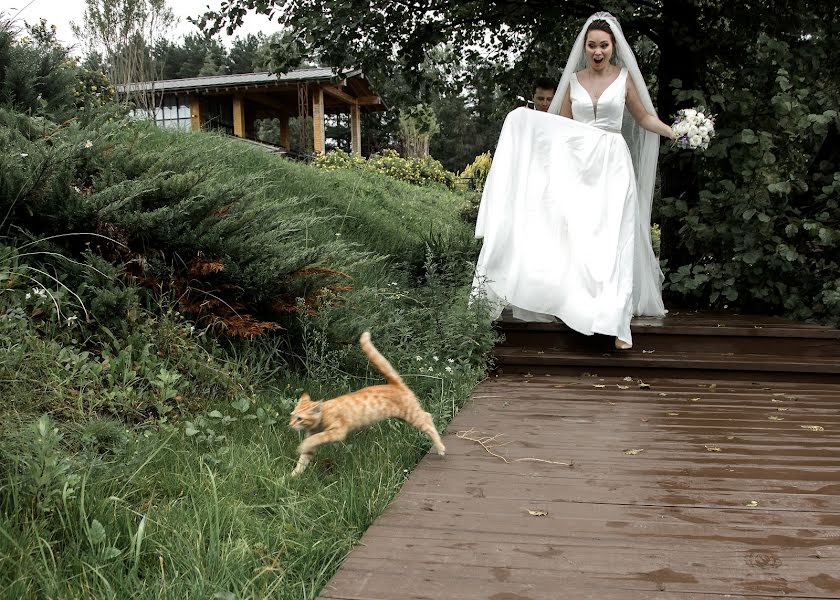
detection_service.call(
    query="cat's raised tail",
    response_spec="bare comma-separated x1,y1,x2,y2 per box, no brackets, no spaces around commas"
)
359,331,406,388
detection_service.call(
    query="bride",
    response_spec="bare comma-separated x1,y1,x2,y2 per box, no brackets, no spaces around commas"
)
472,12,675,350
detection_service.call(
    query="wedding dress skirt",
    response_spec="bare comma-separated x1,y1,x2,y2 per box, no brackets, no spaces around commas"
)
472,107,641,344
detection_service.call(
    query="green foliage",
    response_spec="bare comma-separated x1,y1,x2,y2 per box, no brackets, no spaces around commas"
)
659,30,840,323
314,148,456,189
398,103,439,158
0,117,495,600
72,64,116,114
458,151,492,193
0,17,496,599
0,19,79,120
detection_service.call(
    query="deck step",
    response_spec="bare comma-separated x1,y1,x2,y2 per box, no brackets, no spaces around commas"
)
498,314,840,358
494,311,840,381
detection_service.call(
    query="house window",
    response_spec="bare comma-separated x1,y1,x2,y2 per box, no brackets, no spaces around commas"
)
129,95,191,131
157,95,192,130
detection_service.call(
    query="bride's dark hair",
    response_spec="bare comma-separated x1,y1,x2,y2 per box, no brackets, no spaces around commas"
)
585,19,616,46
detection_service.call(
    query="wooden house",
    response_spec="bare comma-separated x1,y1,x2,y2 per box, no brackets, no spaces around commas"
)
118,67,385,154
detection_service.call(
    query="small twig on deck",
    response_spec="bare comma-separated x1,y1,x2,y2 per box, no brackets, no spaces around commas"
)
513,457,570,466
456,429,570,466
456,429,512,463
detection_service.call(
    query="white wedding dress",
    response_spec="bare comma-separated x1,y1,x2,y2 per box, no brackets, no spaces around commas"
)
473,67,662,345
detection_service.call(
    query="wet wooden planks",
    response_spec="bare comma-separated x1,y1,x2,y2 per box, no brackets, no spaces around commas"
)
317,375,840,600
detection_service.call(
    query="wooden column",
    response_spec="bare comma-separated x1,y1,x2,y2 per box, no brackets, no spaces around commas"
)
312,86,326,154
232,95,246,138
350,102,362,155
279,111,290,149
189,96,203,131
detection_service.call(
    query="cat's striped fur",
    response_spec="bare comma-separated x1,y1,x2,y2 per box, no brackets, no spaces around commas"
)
289,331,445,476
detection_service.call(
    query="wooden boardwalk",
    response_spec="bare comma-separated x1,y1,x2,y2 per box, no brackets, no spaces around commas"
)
318,314,840,599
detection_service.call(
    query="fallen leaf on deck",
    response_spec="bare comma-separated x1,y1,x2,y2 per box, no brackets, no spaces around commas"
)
745,500,759,508
768,415,784,421
617,385,630,390
623,376,633,382
658,392,668,397
642,349,655,354
709,384,717,391
640,417,649,422
800,425,825,432
690,397,701,402
593,384,606,388
527,510,548,517
667,412,680,416
776,407,788,411
638,382,651,389
705,446,722,452
623,449,644,455
771,398,783,403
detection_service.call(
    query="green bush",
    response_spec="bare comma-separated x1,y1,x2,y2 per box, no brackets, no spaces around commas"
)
457,151,492,193
314,148,456,189
658,33,840,324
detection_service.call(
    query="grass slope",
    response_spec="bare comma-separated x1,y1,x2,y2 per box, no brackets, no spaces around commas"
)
0,118,493,599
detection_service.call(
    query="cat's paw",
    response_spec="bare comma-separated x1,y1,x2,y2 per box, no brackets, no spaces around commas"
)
290,467,303,477
436,446,446,456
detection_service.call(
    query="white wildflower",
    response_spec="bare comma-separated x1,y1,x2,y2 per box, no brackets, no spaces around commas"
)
84,140,93,149
25,293,31,300
415,356,423,361
445,366,453,373
66,316,78,326
447,358,455,363
20,153,28,158
427,366,434,372
32,286,46,297
432,356,439,361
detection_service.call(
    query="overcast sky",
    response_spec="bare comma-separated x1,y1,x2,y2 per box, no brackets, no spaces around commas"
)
1,0,284,52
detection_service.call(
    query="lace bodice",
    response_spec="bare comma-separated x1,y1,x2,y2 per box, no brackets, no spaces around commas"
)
570,67,627,132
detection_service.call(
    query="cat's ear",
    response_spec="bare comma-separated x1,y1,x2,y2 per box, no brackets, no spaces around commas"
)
307,402,322,415
298,393,311,404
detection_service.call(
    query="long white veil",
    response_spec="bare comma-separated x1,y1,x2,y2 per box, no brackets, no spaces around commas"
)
548,12,665,316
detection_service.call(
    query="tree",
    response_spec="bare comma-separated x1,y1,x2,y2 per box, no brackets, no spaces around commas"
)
73,0,175,113
228,33,267,73
0,17,78,119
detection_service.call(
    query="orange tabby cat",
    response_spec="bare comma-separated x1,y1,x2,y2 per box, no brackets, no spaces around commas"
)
288,331,446,476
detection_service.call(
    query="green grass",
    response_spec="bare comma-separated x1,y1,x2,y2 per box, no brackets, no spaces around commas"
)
0,115,495,599
1,364,484,598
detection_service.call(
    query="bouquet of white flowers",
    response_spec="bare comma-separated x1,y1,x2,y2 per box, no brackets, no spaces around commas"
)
671,107,715,151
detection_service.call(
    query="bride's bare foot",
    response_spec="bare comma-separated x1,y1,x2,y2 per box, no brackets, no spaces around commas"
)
614,337,632,350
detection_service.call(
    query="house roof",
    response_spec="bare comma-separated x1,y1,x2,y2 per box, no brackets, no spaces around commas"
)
118,67,365,94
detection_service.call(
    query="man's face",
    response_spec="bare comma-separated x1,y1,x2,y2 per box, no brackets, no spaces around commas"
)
533,87,555,112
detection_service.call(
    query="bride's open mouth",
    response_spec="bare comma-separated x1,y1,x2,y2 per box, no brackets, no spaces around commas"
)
593,57,605,65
